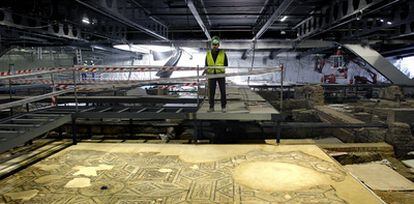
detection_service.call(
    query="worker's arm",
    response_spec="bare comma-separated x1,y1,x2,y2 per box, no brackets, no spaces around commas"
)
224,53,228,66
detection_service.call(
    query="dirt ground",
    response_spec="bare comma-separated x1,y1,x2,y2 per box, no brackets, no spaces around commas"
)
374,191,414,204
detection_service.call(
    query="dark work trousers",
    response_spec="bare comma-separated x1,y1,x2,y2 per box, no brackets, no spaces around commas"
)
208,77,226,108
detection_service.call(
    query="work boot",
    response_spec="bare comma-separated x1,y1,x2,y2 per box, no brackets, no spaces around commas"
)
221,107,227,113
208,107,214,112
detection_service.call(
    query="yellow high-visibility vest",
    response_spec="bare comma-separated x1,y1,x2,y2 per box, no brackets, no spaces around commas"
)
206,50,225,74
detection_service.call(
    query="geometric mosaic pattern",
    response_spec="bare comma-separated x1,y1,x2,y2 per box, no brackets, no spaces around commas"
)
0,149,348,203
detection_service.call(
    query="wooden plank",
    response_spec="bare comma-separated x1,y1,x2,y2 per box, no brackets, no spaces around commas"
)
318,142,394,155
314,105,364,124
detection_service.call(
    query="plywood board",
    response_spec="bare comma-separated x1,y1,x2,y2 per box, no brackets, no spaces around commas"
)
402,159,414,168
315,105,364,124
198,101,248,113
345,163,414,191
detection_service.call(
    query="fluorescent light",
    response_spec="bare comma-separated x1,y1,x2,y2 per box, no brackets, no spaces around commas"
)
113,44,150,54
280,16,288,22
387,21,392,25
138,45,175,52
82,17,90,24
181,47,199,53
114,44,175,54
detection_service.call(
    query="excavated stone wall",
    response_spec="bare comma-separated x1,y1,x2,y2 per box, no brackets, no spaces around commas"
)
294,85,324,106
386,122,414,157
379,86,403,101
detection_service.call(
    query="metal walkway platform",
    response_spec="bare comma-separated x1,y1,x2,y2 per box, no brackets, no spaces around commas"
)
0,105,198,153
196,87,281,121
43,106,198,120
0,112,71,153
0,86,283,153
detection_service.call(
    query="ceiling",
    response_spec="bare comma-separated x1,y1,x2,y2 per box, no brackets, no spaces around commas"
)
0,0,414,57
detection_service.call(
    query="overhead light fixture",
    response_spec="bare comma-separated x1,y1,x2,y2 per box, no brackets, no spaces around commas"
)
113,44,175,54
113,44,150,54
280,16,288,22
380,19,384,22
387,21,392,25
138,45,175,52
82,17,90,24
181,47,199,54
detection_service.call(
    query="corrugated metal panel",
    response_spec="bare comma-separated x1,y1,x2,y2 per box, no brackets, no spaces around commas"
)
344,44,414,85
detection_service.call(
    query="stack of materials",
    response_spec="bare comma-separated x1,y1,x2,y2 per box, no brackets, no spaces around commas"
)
294,85,324,106
314,105,365,142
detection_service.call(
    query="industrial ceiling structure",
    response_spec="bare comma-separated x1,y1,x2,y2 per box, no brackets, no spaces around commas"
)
1,2,414,203
0,0,413,57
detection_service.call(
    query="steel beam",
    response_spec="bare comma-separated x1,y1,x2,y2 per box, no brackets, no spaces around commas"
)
0,9,86,42
344,0,414,40
295,0,385,40
0,124,40,128
127,39,336,49
128,0,167,28
261,122,388,129
75,111,189,120
187,0,211,40
44,96,197,103
75,0,169,41
11,118,54,123
382,45,414,57
0,90,71,111
199,0,212,27
92,45,142,56
0,68,75,80
252,0,295,41
296,45,337,59
127,39,411,49
269,48,291,59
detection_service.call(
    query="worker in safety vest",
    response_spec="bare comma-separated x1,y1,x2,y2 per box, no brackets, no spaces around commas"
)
204,36,228,113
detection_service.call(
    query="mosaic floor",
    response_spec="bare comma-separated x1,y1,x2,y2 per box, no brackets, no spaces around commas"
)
0,143,382,203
